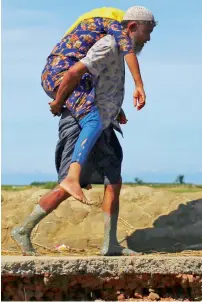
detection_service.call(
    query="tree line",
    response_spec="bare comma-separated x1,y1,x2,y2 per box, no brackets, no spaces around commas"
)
134,174,185,185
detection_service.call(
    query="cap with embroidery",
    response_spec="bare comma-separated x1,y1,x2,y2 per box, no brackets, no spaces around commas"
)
123,6,155,22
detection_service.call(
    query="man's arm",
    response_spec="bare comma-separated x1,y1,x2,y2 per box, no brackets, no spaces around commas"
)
50,36,114,115
53,62,88,108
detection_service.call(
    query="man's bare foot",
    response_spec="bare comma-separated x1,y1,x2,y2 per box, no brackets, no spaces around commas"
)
60,177,92,205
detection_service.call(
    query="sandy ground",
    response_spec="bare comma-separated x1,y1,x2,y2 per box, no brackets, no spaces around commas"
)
2,185,202,256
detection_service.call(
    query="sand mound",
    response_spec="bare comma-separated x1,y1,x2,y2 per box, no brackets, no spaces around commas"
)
2,186,202,254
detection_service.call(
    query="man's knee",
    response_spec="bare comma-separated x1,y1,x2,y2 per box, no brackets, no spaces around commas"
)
105,178,122,196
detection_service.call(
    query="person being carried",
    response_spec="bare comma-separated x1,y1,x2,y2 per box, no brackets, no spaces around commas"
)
41,6,157,203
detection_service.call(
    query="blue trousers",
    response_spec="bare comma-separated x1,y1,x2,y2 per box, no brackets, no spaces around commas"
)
71,108,103,166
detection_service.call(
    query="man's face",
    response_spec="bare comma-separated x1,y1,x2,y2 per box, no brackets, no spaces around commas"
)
130,23,154,55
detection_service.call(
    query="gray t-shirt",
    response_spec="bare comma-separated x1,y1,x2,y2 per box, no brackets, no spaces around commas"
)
81,35,125,132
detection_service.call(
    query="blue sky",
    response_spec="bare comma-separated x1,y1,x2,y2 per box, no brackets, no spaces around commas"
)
2,0,202,184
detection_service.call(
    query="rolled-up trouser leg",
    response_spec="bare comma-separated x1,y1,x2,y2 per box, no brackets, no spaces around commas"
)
71,108,103,166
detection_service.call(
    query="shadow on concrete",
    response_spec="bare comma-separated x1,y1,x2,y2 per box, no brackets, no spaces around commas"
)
126,198,202,253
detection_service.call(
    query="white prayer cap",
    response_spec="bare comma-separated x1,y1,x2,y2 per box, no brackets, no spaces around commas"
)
123,6,155,22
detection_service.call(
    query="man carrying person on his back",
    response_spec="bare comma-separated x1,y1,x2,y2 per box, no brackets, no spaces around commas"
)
11,6,157,256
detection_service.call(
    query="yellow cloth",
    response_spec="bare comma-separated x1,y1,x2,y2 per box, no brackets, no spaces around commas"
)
63,7,125,37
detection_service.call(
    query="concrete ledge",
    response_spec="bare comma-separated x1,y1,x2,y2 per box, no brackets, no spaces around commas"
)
2,256,202,301
2,256,202,276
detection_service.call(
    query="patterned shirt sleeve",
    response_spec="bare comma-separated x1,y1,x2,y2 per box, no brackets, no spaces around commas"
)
80,35,114,77
102,18,133,55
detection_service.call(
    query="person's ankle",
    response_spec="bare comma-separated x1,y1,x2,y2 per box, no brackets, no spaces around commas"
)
12,226,31,236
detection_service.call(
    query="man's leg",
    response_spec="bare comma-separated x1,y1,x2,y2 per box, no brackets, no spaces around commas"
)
11,186,70,255
101,181,138,256
90,126,139,255
11,109,90,256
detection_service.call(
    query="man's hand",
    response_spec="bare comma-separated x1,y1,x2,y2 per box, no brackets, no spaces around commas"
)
133,86,146,111
49,100,63,116
117,111,128,124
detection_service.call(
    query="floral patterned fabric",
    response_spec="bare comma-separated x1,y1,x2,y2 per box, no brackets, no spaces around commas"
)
41,17,131,119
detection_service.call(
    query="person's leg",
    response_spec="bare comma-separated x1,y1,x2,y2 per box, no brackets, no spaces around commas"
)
11,186,70,255
101,181,139,256
60,108,103,202
11,109,92,256
91,126,139,255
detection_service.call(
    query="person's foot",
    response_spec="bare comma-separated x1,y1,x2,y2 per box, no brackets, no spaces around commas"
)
11,227,36,256
60,177,92,205
101,244,140,256
85,184,92,190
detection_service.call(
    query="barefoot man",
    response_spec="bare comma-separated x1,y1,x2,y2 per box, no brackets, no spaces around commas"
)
11,6,156,256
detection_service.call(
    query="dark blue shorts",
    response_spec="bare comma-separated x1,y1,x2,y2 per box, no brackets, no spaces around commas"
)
55,108,123,186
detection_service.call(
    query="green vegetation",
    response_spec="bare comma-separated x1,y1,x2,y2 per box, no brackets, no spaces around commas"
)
168,187,202,193
124,182,202,191
134,177,144,185
1,177,202,193
125,182,202,188
125,174,202,193
30,181,58,189
175,174,185,184
1,185,32,191
1,181,57,191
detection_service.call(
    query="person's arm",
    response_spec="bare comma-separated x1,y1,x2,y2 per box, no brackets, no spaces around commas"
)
104,19,145,109
125,52,145,110
56,63,87,104
50,37,114,115
49,62,88,115
104,19,143,83
124,52,143,87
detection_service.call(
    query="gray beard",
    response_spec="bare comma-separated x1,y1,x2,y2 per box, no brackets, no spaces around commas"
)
132,39,145,55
